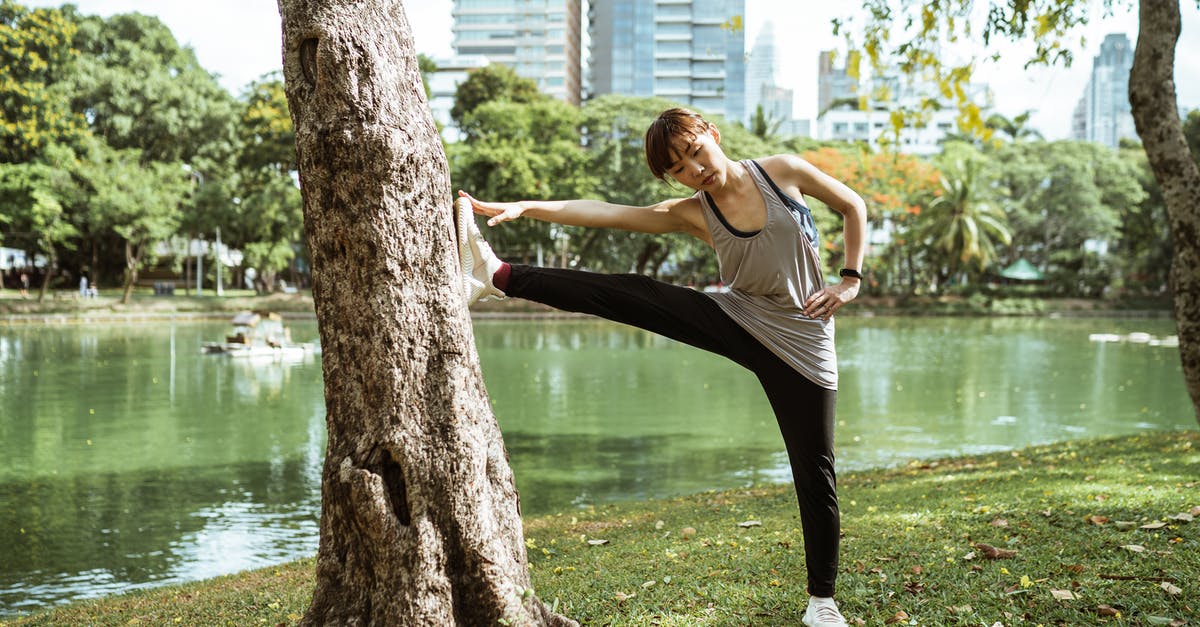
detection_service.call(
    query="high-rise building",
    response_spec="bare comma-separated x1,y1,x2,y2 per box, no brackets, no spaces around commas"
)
451,0,582,106
817,50,859,116
1072,33,1137,149
745,21,777,124
589,0,745,122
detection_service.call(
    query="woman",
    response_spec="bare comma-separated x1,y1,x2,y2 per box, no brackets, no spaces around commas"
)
456,107,865,627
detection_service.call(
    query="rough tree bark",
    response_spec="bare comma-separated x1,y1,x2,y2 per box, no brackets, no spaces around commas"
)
1130,0,1200,426
277,1,577,624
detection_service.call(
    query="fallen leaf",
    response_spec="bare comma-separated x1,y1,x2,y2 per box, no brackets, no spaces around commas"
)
641,580,656,589
680,527,696,540
1160,581,1182,596
1190,506,1200,516
1120,544,1146,553
962,551,977,561
737,520,762,528
948,605,973,614
974,543,1017,559
655,520,665,530
991,518,1009,527
1168,513,1193,523
904,581,925,594
884,610,909,624
1096,604,1119,617
614,591,635,603
911,565,923,575
587,539,609,546
1145,617,1186,626
1051,589,1077,600
1114,521,1138,531
1087,515,1110,525
1140,521,1168,530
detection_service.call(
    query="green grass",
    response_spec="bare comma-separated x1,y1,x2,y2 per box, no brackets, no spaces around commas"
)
6,431,1197,626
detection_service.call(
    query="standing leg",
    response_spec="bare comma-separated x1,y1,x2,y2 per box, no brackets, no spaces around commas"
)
752,356,840,599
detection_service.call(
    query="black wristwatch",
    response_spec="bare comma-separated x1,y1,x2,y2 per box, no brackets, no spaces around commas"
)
839,268,863,280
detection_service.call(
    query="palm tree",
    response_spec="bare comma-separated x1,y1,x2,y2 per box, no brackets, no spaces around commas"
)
919,159,1012,287
985,111,1044,143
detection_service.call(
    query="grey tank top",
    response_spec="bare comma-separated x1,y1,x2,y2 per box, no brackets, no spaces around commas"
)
698,160,838,389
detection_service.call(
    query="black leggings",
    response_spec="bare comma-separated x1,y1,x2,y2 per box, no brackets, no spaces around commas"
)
506,264,840,597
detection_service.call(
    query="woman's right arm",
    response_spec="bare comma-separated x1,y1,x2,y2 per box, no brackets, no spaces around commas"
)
458,190,709,242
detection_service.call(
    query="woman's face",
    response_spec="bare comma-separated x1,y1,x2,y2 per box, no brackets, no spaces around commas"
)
665,124,727,192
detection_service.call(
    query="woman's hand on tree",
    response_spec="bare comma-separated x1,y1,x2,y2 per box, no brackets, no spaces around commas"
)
458,190,526,227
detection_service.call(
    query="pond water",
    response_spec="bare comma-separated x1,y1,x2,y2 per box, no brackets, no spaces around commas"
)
0,316,1191,615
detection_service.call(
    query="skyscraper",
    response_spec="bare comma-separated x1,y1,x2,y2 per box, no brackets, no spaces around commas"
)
1072,33,1137,149
589,0,746,122
745,21,778,124
817,50,860,116
451,0,582,105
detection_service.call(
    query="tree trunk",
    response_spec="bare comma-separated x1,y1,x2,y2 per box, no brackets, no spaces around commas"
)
277,1,576,624
36,251,53,303
121,240,141,305
1131,0,1200,426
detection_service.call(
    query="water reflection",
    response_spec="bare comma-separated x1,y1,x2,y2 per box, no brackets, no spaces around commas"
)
0,317,1193,616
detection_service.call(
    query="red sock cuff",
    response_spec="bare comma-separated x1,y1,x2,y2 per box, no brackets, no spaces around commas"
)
492,262,511,292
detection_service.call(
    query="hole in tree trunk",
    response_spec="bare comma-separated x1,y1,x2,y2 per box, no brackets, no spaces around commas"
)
382,451,411,526
300,38,318,87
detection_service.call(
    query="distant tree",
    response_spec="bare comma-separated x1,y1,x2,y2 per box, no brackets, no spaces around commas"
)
449,99,596,265
921,146,1012,288
450,63,544,131
0,154,78,300
985,111,1043,143
995,140,1144,296
748,103,783,142
82,145,188,303
233,74,302,292
68,12,238,166
1115,143,1172,295
0,1,87,164
845,0,1200,424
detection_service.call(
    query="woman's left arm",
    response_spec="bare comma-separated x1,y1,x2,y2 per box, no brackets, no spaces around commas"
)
772,154,867,321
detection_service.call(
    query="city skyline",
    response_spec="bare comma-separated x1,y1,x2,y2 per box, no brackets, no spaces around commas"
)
18,0,1200,141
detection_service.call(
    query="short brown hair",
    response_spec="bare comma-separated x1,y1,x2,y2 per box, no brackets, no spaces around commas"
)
644,108,711,180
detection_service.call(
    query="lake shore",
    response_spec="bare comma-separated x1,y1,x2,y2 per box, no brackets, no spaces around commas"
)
0,289,1175,324
5,430,1196,626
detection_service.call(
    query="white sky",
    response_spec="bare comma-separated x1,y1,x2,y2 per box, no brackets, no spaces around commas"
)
22,0,1200,140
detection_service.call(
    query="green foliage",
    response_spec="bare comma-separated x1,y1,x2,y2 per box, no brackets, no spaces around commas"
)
0,1,88,163
450,63,545,132
68,11,239,166
1184,108,1200,163
922,151,1012,281
995,140,1144,295
0,152,78,254
450,99,596,262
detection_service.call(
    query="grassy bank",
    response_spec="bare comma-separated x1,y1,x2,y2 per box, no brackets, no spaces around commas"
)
6,431,1197,626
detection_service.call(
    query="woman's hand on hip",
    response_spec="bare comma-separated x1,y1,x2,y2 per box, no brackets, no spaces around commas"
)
458,190,526,226
803,280,860,321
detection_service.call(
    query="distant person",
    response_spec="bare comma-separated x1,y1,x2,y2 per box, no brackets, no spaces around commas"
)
19,272,29,298
80,275,89,298
456,107,866,627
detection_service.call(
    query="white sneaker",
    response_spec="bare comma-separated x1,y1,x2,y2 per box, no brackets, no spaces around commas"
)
802,596,848,627
455,196,506,305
